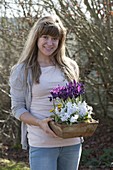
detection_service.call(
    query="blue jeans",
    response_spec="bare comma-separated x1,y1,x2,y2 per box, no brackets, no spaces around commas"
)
29,143,82,170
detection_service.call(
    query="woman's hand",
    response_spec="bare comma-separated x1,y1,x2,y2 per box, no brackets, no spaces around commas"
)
20,112,57,137
37,118,57,137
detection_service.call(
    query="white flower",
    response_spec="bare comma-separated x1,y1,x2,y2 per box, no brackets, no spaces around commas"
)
60,112,69,122
60,107,65,113
66,102,78,115
55,107,60,115
78,101,88,116
54,99,94,124
70,115,79,123
87,105,93,114
72,103,78,113
66,101,72,108
67,107,74,115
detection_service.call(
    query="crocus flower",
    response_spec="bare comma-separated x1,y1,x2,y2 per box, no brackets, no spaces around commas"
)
49,80,94,124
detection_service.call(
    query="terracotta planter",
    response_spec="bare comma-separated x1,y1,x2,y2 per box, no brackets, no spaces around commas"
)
49,119,99,138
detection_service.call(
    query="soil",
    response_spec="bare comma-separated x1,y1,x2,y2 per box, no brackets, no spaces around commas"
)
1,116,113,170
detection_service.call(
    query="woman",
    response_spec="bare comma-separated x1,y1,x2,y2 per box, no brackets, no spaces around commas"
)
9,15,82,170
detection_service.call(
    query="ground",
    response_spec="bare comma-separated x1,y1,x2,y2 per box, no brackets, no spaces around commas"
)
1,116,113,170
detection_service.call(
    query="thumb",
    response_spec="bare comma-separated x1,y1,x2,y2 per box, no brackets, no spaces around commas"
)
46,117,53,122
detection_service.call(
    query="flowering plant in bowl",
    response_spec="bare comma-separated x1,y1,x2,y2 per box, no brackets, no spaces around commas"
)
48,80,98,138
49,80,94,125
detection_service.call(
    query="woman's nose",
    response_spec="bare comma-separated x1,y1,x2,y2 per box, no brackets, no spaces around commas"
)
47,38,53,45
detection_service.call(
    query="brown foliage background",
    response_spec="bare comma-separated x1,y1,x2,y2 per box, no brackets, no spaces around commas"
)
0,1,113,160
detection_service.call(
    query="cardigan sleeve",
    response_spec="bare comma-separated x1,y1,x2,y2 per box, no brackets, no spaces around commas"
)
9,64,28,120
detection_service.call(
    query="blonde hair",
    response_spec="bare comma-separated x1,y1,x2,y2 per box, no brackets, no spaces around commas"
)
18,15,79,83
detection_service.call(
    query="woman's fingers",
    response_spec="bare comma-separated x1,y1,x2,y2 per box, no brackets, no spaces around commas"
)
41,118,57,137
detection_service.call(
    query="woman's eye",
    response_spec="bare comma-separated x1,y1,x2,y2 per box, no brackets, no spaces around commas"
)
42,35,48,39
53,37,59,41
41,35,59,41
53,38,57,40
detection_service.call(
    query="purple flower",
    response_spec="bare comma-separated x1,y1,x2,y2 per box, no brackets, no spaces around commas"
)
49,80,84,102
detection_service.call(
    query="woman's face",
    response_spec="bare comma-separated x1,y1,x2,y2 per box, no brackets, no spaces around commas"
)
37,35,59,58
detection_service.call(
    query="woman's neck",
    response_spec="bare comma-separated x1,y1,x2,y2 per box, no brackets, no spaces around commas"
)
38,57,56,67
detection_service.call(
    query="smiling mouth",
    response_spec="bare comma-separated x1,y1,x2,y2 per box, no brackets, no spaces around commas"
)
44,47,54,51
